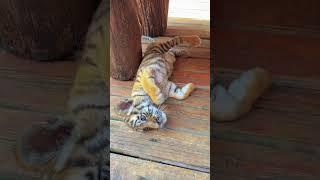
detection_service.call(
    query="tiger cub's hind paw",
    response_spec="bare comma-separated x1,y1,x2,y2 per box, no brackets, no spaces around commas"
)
169,48,191,57
181,83,195,98
213,67,272,122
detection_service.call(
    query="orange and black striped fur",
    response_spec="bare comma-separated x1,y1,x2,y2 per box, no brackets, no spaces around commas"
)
119,35,201,131
15,0,109,179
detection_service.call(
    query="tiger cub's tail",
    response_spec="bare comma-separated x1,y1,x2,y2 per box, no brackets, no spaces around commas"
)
144,35,201,56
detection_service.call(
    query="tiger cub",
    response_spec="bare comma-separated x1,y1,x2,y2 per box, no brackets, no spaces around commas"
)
212,67,272,121
117,35,201,131
15,0,109,179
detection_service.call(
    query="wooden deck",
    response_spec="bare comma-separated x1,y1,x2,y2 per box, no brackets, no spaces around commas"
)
110,18,210,179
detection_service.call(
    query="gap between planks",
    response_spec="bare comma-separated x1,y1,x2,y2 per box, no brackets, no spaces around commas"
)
111,151,210,174
111,153,210,180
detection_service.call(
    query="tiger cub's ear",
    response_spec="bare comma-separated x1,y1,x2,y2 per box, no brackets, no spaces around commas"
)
15,118,74,171
114,98,134,116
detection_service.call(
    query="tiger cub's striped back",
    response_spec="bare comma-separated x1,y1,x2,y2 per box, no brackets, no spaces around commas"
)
15,0,109,179
120,35,201,131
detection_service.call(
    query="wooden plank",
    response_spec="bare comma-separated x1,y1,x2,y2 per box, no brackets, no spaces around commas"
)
168,18,209,31
213,27,320,78
0,52,75,114
212,0,320,29
169,57,210,87
0,74,72,115
213,138,320,179
0,52,77,78
166,17,210,39
110,121,210,172
111,153,210,180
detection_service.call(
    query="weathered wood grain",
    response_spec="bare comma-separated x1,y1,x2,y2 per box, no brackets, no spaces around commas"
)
0,52,75,115
166,17,210,39
110,0,142,80
213,27,320,78
213,138,320,179
0,0,100,60
111,153,210,180
212,0,320,28
111,121,209,172
0,52,77,78
213,0,320,78
136,0,169,37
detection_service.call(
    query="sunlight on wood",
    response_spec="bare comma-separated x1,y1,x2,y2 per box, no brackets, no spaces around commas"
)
168,0,210,20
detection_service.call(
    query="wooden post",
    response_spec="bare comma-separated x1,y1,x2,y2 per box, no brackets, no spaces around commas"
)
0,0,100,60
110,0,142,80
136,0,169,37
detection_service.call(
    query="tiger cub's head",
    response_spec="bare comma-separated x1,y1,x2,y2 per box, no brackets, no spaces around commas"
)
115,99,167,131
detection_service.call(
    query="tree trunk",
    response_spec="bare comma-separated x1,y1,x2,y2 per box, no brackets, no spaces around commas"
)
0,0,100,61
135,0,169,37
110,0,142,80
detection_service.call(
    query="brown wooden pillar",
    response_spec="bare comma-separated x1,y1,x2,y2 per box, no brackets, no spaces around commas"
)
0,0,100,60
110,0,142,80
136,0,169,37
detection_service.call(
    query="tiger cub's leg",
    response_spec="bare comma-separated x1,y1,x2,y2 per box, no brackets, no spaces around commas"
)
140,68,165,105
168,48,190,57
213,67,271,121
167,81,195,100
